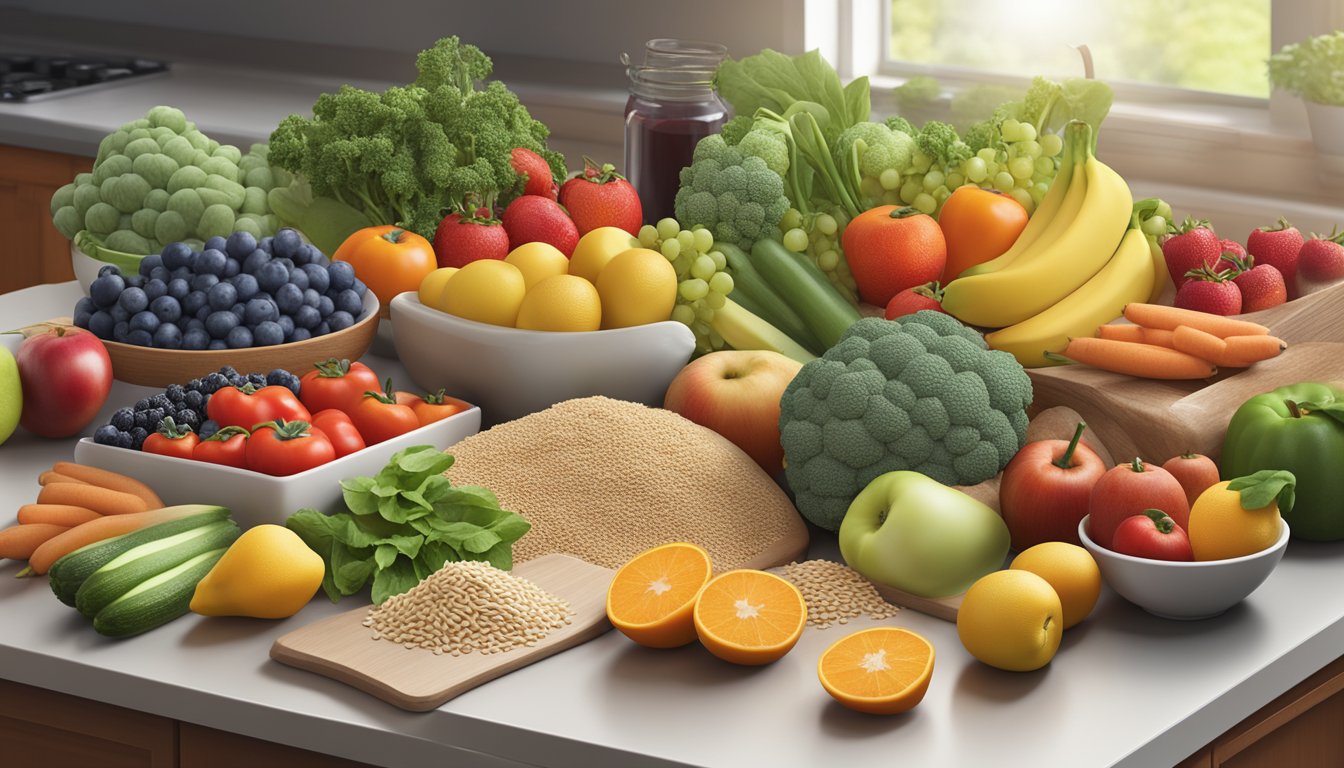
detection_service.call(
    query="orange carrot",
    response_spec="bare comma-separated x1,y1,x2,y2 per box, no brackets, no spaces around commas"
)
17,504,102,527
0,524,71,560
36,483,147,516
1095,324,1145,343
1222,335,1287,367
38,471,88,486
1140,328,1176,348
1123,303,1269,338
1058,337,1218,380
27,506,213,576
50,463,164,509
1172,325,1229,365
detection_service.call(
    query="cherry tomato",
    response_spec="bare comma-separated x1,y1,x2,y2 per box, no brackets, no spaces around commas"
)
142,417,199,459
245,420,335,476
207,383,312,430
299,358,382,414
1112,509,1194,561
191,426,250,469
350,379,421,445
332,226,437,310
310,409,367,458
408,389,471,426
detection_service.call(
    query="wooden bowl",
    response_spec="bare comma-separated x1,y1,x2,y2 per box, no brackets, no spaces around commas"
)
101,292,380,387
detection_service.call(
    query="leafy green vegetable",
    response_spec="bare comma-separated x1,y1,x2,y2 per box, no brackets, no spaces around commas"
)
1270,31,1344,106
285,445,530,605
714,49,870,144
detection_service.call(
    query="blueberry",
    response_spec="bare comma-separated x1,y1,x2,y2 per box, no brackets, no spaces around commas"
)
124,274,146,289
230,272,259,301
130,426,149,448
288,266,310,291
290,262,327,293
110,304,131,324
207,281,238,311
317,295,334,318
258,236,273,254
117,286,147,314
199,419,220,439
183,389,204,409
323,260,354,293
161,242,193,269
175,409,200,429
272,228,302,259
139,253,163,276
242,248,270,275
204,372,229,391
110,407,135,431
267,369,301,394
98,264,121,279
197,248,227,277
205,310,239,339
126,329,153,347
129,310,160,335
150,265,172,283
74,306,93,330
300,289,320,310
185,317,205,333
195,305,211,322
327,310,354,332
333,288,362,315
94,424,121,446
152,323,183,349
273,257,295,273
90,273,125,308
300,244,327,267
225,325,253,349
247,373,267,388
204,235,228,253
182,290,207,316
191,272,220,292
277,314,295,339
207,339,228,350
314,320,331,336
149,295,181,324
185,251,199,271
291,327,314,343
182,328,209,350
230,302,246,321
167,278,190,300
223,258,241,278
78,295,97,315
253,320,284,346
87,310,115,339
115,430,134,449
167,265,189,282
244,297,279,326
274,282,304,314
144,278,167,302
256,259,289,294
225,231,258,259
292,304,320,330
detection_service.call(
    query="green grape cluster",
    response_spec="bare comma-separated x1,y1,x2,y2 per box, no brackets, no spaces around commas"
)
637,217,735,354
777,206,859,305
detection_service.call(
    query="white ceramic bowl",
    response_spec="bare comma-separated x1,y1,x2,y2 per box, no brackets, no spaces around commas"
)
1078,514,1289,620
72,406,481,529
389,292,697,423
71,240,146,293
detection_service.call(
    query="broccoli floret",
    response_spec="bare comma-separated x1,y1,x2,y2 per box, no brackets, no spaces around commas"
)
737,128,790,177
167,165,207,194
132,152,178,189
53,206,81,239
673,134,789,250
102,173,152,213
105,229,151,255
779,311,1033,531
916,121,973,168
198,204,236,240
719,114,756,146
885,116,916,137
154,210,188,244
833,122,915,206
147,105,187,133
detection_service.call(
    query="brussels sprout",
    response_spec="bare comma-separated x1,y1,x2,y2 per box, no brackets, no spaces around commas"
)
162,136,196,168
132,152,179,189
118,213,134,231
167,165,208,194
131,208,160,239
167,188,204,231
129,118,151,129
74,172,94,187
85,202,120,235
104,173,152,213
192,150,212,167
52,206,82,239
127,127,153,142
147,106,187,133
205,139,220,155
123,137,161,161
92,154,134,185
211,144,242,165
105,229,152,255
248,143,269,160
183,129,209,151
199,156,238,182
153,210,188,244
241,186,268,215
96,130,131,165
50,182,76,215
197,204,236,240
145,239,162,253
144,188,171,212
203,174,245,209
243,166,274,191
73,184,102,218
233,214,263,238
238,155,265,176
197,187,229,208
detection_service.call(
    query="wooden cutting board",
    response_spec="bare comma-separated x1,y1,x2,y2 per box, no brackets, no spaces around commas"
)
270,554,614,712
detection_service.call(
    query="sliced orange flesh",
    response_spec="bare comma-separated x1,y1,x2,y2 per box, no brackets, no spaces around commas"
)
606,542,712,648
818,627,935,715
693,569,806,665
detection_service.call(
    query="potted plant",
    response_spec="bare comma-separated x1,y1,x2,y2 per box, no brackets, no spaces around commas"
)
1269,31,1344,155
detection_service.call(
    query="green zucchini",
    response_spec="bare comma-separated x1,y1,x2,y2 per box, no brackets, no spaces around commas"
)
718,242,824,354
75,520,239,618
48,505,230,607
748,238,861,350
93,548,227,638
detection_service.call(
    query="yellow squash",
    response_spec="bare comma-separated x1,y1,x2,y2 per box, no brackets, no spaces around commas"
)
190,524,325,619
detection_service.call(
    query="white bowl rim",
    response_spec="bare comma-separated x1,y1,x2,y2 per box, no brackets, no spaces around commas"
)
1078,514,1290,568
391,291,695,341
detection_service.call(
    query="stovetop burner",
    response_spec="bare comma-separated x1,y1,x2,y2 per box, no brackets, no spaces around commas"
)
0,51,169,102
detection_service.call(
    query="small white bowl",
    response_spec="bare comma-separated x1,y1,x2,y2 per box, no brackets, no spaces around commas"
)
389,292,696,422
71,240,146,293
1078,514,1289,620
72,406,481,529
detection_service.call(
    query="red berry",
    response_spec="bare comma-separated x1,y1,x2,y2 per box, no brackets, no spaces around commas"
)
1246,217,1304,297
432,211,510,269
1215,239,1247,271
558,158,643,236
1232,264,1287,313
501,195,580,256
1298,233,1344,283
509,148,558,199
1174,265,1242,316
1161,217,1222,289
884,282,945,319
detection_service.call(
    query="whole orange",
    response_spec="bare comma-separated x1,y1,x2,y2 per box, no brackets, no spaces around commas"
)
841,205,946,307
333,225,438,312
938,187,1028,281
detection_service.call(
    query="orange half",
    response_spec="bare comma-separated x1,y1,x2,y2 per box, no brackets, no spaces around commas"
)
606,542,713,648
692,569,806,665
818,627,935,715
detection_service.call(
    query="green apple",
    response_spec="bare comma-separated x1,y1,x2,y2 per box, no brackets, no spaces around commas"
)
839,471,1010,598
0,344,20,445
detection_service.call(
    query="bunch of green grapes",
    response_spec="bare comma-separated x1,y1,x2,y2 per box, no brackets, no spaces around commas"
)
778,206,858,305
638,218,734,354
955,120,1065,214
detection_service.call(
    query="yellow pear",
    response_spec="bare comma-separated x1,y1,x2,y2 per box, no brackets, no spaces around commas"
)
190,525,324,619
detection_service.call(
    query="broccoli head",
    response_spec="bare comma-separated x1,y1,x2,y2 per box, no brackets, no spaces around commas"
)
779,311,1033,531
674,133,790,249
915,120,973,168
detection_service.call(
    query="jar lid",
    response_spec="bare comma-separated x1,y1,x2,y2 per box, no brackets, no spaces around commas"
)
641,39,728,69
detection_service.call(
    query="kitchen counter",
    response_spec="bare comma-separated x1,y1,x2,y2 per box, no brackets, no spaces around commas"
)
3,281,1344,767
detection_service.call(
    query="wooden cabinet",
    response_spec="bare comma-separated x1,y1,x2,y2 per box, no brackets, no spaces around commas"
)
179,723,374,768
0,143,91,296
0,678,176,767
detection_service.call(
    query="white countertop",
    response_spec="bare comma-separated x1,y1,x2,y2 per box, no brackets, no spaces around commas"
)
2,281,1343,768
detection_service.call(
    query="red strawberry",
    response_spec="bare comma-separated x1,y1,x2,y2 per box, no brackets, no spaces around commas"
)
1247,217,1304,297
1298,230,1344,283
1161,217,1222,289
1215,239,1247,271
558,158,643,236
432,207,510,269
884,282,945,319
501,195,580,256
1174,266,1242,316
510,148,558,199
1224,253,1287,313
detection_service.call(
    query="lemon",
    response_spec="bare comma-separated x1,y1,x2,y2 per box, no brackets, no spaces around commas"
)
419,267,458,310
569,227,641,285
189,525,324,619
1009,542,1100,630
1188,480,1283,561
505,242,569,291
957,570,1062,672
440,260,527,327
516,275,602,332
596,248,677,329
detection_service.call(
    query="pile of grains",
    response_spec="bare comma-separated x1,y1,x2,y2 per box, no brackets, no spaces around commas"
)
773,560,900,629
364,560,574,656
445,397,807,570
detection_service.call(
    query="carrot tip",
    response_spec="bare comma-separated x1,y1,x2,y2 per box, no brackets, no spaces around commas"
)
14,566,32,578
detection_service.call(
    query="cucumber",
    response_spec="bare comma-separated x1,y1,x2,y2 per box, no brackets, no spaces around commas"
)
75,520,239,618
93,548,227,638
748,238,861,350
718,242,824,354
48,505,230,607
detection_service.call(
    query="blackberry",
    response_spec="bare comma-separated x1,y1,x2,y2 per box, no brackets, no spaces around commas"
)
94,424,122,446
183,390,205,410
219,366,239,377
267,369,302,397
135,398,152,412
246,372,267,388
175,409,201,430
166,383,186,403
130,427,149,449
145,408,167,430
187,378,203,392
133,410,153,431
110,407,135,431
115,430,134,450
203,372,229,392
228,374,247,387
149,394,173,411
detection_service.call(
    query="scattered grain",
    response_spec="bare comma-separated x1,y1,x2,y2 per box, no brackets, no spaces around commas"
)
364,560,574,655
772,560,900,629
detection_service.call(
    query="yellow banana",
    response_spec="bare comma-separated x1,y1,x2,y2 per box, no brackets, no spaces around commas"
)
1146,234,1170,302
942,123,1133,328
986,224,1154,367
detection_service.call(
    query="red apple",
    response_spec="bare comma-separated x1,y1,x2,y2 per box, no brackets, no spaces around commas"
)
999,422,1106,550
1087,458,1190,550
663,350,802,474
15,323,113,438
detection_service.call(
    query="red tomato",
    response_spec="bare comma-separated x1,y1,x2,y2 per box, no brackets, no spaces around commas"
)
191,426,250,469
15,324,112,438
142,417,200,460
350,381,420,445
310,409,367,458
998,422,1106,549
1112,510,1194,561
1087,459,1190,550
299,358,382,414
207,384,312,430
408,390,471,426
1161,453,1220,509
393,390,420,407
245,420,335,476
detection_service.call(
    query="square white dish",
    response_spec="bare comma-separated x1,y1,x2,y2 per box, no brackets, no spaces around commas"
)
73,406,481,529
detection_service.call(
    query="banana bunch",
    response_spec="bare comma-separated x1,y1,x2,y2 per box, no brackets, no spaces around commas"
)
942,121,1161,367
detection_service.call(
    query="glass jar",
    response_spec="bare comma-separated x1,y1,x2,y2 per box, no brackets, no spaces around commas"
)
623,40,730,222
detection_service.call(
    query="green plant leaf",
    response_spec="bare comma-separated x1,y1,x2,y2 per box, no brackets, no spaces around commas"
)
1227,469,1297,514
371,558,420,605
374,544,399,570
1299,401,1344,428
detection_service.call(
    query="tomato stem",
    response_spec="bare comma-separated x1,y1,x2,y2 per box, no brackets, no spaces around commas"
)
381,228,407,245
1141,508,1174,533
363,378,398,405
420,388,448,404
1053,422,1088,469
313,358,353,378
201,425,250,443
254,419,314,441
1129,457,1146,473
889,206,923,219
